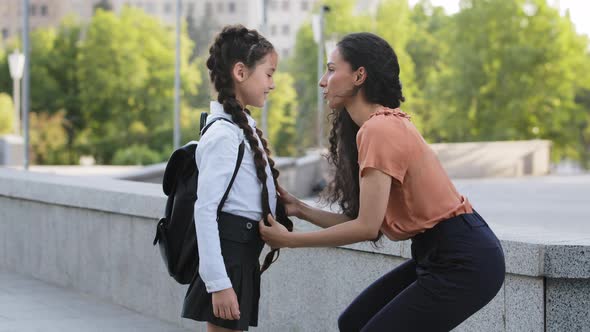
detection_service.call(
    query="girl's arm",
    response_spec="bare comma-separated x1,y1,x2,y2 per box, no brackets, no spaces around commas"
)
194,122,240,293
261,168,391,248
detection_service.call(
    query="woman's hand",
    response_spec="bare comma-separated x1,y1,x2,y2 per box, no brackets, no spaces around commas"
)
277,185,303,218
259,214,291,249
212,288,240,320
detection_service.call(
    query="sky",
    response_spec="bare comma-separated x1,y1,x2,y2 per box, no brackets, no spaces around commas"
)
408,0,590,37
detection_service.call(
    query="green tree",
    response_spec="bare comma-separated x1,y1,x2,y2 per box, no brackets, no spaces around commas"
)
77,7,201,163
0,45,13,96
268,73,299,156
374,0,418,123
186,14,219,61
112,144,161,165
573,87,590,168
289,23,319,151
288,0,416,150
185,14,218,112
249,72,299,156
29,111,70,164
289,0,371,151
0,93,14,134
435,0,590,163
406,0,451,140
13,17,84,163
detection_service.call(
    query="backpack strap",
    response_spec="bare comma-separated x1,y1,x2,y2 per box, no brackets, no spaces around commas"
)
199,112,208,134
200,115,236,137
217,141,245,220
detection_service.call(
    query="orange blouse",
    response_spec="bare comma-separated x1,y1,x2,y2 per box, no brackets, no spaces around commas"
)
357,107,473,241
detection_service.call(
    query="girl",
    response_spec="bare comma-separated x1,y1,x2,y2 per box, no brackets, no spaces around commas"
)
260,32,505,332
182,25,292,332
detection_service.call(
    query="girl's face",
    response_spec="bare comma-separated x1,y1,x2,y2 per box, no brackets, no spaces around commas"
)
235,51,278,108
319,47,359,110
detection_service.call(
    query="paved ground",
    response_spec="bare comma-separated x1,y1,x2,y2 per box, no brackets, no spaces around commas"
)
0,271,189,332
453,175,590,244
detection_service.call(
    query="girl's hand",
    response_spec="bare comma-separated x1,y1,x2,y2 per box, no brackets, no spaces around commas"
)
277,185,303,218
212,288,240,320
259,214,291,249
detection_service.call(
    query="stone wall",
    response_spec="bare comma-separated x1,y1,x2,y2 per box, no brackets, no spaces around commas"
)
1,169,588,331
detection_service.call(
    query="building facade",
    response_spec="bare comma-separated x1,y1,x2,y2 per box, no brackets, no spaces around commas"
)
1,0,94,45
1,0,319,57
108,0,318,57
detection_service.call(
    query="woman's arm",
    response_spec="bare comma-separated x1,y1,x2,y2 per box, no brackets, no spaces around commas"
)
298,202,352,228
278,185,351,228
261,168,392,248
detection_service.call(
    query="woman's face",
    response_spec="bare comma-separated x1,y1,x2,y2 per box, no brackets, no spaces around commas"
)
319,47,358,110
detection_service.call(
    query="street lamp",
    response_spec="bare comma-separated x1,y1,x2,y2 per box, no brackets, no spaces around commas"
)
173,0,182,149
312,5,330,149
22,0,31,170
260,0,269,135
8,50,25,135
325,39,337,59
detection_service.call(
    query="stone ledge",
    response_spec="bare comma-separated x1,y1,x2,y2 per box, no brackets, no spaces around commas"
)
1,168,588,279
0,168,164,219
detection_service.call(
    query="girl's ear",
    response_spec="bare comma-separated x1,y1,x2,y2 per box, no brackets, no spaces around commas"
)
232,62,248,82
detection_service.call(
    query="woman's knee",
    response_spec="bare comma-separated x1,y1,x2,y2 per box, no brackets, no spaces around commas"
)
338,307,358,332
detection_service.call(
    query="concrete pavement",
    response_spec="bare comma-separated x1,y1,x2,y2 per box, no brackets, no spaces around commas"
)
0,271,190,332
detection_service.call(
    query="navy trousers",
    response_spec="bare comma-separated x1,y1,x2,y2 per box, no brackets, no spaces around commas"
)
338,212,505,332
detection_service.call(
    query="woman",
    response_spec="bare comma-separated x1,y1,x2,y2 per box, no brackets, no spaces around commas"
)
259,32,505,332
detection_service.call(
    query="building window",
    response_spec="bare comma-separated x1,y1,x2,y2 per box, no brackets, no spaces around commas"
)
164,2,172,14
187,2,195,15
269,0,277,10
228,2,236,13
205,2,212,16
282,49,289,58
282,24,289,35
2,28,9,40
30,4,37,16
41,5,48,16
270,25,277,36
145,2,154,13
282,0,289,11
217,2,223,13
301,1,308,11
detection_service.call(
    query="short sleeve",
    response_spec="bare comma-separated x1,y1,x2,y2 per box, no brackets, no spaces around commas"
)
356,116,412,183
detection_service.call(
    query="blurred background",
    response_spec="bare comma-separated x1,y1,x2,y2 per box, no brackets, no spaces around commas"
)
1,2,590,330
0,0,589,173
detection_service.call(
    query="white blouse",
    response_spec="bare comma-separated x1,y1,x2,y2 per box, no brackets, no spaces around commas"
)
194,101,277,293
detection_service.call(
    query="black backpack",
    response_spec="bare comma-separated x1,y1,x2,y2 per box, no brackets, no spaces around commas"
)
153,114,245,284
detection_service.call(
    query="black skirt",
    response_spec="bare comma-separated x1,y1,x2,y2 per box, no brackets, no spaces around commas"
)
182,212,265,331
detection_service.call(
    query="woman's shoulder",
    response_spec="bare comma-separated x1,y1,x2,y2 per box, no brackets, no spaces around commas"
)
359,107,411,138
369,107,410,123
